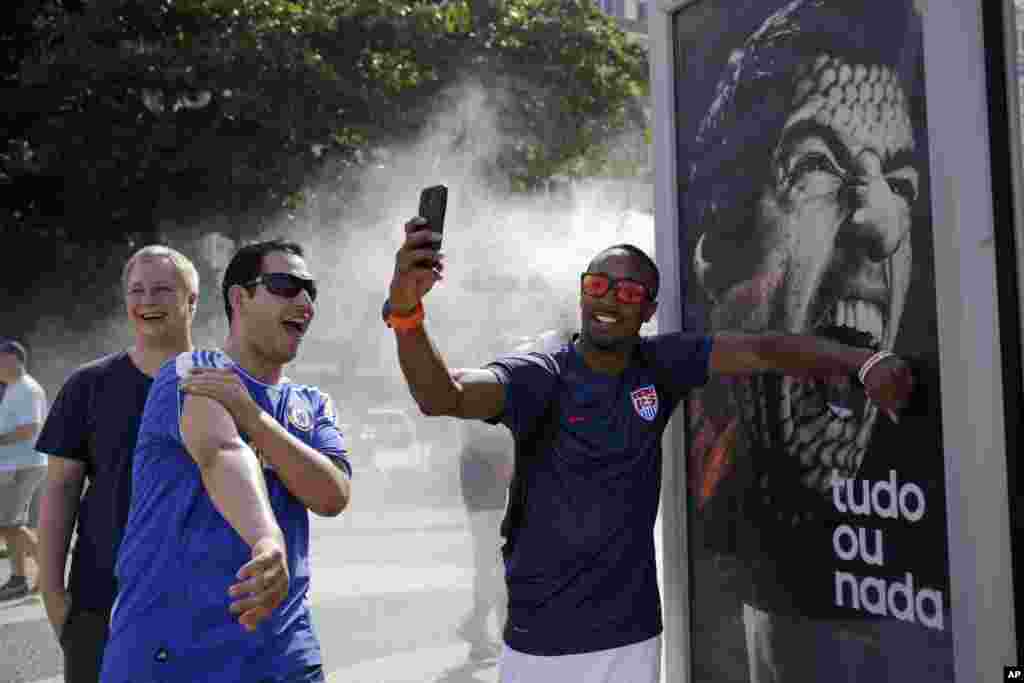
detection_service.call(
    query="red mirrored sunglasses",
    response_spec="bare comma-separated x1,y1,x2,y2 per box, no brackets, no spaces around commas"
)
580,272,654,305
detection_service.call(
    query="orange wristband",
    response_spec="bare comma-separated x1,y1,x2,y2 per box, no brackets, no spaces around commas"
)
386,302,424,332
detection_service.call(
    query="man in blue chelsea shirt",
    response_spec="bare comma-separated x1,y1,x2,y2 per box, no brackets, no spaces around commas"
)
384,218,915,682
102,240,351,683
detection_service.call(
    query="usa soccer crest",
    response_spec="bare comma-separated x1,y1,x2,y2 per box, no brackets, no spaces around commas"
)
630,385,659,422
287,400,314,432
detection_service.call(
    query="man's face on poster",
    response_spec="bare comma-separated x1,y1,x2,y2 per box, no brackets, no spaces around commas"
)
696,55,920,490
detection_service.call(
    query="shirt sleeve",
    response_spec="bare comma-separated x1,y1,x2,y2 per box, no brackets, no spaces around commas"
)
312,392,351,478
171,350,232,448
484,351,560,440
31,383,47,423
4,384,40,428
643,332,714,405
36,369,92,462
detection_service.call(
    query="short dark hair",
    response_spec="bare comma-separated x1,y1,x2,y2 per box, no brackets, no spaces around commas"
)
0,339,28,366
590,243,660,300
222,239,305,322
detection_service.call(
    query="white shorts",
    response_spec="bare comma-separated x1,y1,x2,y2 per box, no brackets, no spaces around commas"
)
499,635,661,683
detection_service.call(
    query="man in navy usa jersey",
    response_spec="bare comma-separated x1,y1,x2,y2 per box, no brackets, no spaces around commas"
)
383,218,914,682
102,239,351,683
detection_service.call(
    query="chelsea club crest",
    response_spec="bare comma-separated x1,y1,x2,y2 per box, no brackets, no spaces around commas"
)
288,400,314,432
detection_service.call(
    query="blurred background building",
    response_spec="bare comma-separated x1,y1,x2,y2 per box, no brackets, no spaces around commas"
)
596,0,650,48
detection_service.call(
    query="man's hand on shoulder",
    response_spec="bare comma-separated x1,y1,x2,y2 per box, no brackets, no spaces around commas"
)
181,368,261,434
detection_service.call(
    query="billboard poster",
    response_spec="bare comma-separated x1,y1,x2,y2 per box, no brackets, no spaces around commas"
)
675,1,956,680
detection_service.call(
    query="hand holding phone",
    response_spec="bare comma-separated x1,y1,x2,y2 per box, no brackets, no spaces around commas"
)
388,186,448,314
418,185,447,250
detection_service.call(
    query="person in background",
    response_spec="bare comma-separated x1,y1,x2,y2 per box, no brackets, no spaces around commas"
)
36,245,199,683
0,340,48,601
456,412,512,661
456,326,576,661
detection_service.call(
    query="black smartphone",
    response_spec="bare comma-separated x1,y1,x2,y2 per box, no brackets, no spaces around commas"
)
418,185,448,249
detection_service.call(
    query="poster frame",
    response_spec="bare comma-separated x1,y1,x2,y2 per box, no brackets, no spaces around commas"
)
650,0,1021,680
979,0,1024,666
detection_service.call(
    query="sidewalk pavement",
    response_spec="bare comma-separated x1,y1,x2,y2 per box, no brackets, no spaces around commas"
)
314,506,471,534
15,646,500,683
326,643,499,683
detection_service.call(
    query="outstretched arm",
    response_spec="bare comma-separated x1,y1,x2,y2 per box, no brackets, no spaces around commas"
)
709,332,872,377
181,394,289,631
708,332,913,416
388,217,506,421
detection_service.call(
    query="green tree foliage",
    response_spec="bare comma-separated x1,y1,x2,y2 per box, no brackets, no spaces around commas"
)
1,0,648,246
484,0,648,186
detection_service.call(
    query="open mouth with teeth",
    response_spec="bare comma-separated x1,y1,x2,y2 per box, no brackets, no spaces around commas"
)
139,312,167,322
592,312,620,328
736,298,889,499
282,318,308,336
811,298,885,422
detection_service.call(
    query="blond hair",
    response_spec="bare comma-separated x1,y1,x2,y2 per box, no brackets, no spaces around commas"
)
122,245,200,296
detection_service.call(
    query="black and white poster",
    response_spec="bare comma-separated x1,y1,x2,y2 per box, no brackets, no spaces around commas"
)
676,1,956,680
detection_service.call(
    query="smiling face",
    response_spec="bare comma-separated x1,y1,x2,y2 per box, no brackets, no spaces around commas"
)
579,250,658,353
124,256,196,345
232,249,316,366
696,55,919,490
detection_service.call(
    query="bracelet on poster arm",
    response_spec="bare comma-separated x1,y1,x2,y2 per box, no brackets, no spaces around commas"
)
857,350,896,386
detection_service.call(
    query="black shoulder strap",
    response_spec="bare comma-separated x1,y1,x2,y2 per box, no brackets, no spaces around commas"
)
499,352,565,558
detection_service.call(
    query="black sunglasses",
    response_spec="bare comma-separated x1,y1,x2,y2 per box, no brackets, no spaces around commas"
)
243,273,318,302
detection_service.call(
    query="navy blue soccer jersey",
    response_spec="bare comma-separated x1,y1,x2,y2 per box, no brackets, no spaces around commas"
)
103,350,350,683
487,333,712,656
